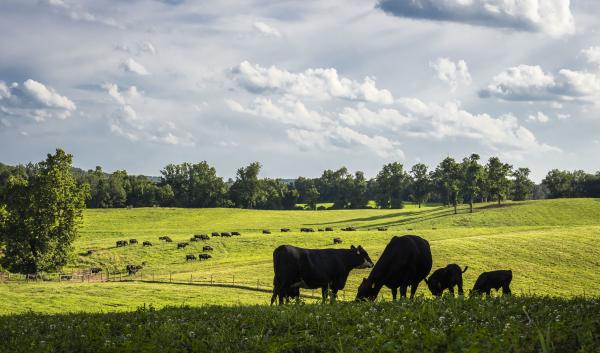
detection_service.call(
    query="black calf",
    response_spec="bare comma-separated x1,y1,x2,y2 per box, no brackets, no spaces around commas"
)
472,270,513,297
425,264,468,296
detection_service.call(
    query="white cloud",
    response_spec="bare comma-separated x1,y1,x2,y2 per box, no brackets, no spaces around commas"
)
557,113,570,120
46,0,121,28
22,79,76,111
377,0,575,36
253,22,281,38
0,79,76,122
121,58,150,76
528,111,550,123
338,104,411,131
226,97,326,130
230,61,394,104
429,57,472,90
480,65,600,103
582,46,600,66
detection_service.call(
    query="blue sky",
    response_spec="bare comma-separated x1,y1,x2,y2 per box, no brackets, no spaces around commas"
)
1,0,599,181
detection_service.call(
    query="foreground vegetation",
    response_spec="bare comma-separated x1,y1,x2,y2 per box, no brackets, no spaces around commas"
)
1,296,599,353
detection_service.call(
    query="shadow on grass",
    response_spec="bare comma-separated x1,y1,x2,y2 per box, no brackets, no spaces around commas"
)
307,207,446,226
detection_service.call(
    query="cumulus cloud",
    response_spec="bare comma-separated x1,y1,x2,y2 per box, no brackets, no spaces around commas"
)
121,58,150,75
338,104,411,131
479,65,600,103
377,0,575,36
103,83,191,145
230,61,394,104
0,79,76,122
429,57,471,89
582,46,600,66
528,111,550,123
253,22,281,37
46,0,122,28
226,97,326,130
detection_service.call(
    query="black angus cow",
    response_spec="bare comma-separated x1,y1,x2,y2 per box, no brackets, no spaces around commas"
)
232,231,241,236
203,245,213,251
325,227,334,231
271,244,374,305
221,232,232,237
143,241,152,247
199,253,212,260
90,267,102,274
263,230,271,234
425,264,468,296
177,242,189,249
333,237,343,244
281,228,290,232
116,240,127,247
129,239,138,245
194,234,209,240
126,264,143,275
356,235,432,301
472,270,513,297
186,254,196,261
211,232,220,237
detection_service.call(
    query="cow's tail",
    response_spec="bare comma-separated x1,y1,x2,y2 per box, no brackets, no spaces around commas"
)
462,266,469,273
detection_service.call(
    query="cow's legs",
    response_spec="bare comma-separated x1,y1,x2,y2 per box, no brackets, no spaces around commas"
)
457,281,464,296
330,289,338,304
391,287,397,301
321,287,329,303
502,285,512,296
399,285,408,298
409,282,419,299
449,286,455,296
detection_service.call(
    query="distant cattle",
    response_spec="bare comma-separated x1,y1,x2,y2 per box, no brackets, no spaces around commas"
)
116,240,128,247
425,264,468,297
341,226,356,231
126,264,143,275
221,232,232,237
325,227,334,232
271,244,374,305
190,237,199,242
159,236,172,242
377,227,388,231
472,270,513,297
60,274,72,281
211,232,220,237
90,267,102,274
356,235,432,301
300,227,315,232
263,230,271,234
129,239,138,245
281,228,290,232
143,241,152,247
199,253,212,260
333,237,343,244
194,234,210,241
177,242,189,249
232,231,241,236
318,229,324,232
186,254,197,261
203,245,213,251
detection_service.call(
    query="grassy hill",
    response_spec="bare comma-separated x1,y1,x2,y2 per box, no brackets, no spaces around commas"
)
1,199,599,314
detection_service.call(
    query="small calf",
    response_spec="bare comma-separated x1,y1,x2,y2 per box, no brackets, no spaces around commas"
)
333,237,343,244
425,264,468,297
263,229,271,234
472,270,513,297
143,241,152,247
203,245,213,251
177,242,189,249
186,254,197,261
199,253,212,260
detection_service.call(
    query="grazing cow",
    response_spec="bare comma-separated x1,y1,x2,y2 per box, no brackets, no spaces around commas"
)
190,237,199,242
90,267,102,274
333,237,343,244
211,232,220,237
325,227,334,231
377,227,388,231
143,241,152,247
199,253,212,260
300,227,315,232
203,245,213,251
221,232,231,237
116,240,127,247
165,237,173,243
232,231,241,236
281,228,290,232
194,234,209,240
129,239,138,245
186,254,197,261
126,264,143,275
177,242,189,249
472,270,513,297
271,244,374,305
158,236,167,241
356,235,432,301
425,264,468,297
263,230,271,234
342,226,356,231
318,229,324,232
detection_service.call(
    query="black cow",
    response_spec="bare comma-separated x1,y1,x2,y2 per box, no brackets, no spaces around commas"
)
342,226,357,231
232,231,241,236
116,240,127,247
377,227,388,231
203,245,213,251
281,228,290,232
263,230,271,234
271,244,374,305
356,235,432,301
211,232,220,237
186,254,196,261
143,241,152,247
221,232,231,237
177,242,189,249
325,227,334,231
190,237,199,242
194,234,209,240
425,264,468,296
126,264,143,275
199,253,212,260
333,237,343,244
129,239,138,245
90,267,102,274
472,270,512,297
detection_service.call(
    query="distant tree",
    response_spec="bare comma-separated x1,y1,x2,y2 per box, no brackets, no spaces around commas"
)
461,154,484,213
542,169,572,198
375,162,410,209
511,167,535,201
304,185,320,210
161,161,227,207
229,162,262,208
486,157,512,205
0,149,89,273
281,186,299,210
433,157,462,214
409,163,430,208
348,171,369,209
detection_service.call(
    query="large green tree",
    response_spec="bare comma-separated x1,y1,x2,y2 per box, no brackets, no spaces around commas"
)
0,149,89,273
433,157,462,214
486,157,513,205
229,162,262,208
409,163,430,208
375,162,410,209
461,154,484,213
511,167,535,201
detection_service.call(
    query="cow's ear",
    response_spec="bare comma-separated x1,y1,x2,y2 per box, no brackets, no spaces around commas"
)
350,245,356,250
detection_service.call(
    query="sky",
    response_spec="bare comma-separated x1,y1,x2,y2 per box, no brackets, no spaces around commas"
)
0,0,599,181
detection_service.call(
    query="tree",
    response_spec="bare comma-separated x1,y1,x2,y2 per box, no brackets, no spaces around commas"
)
486,157,512,205
348,171,369,209
433,157,462,214
0,149,89,273
304,185,320,210
375,163,410,209
461,154,484,213
409,163,430,208
511,167,534,201
229,162,262,208
160,161,228,207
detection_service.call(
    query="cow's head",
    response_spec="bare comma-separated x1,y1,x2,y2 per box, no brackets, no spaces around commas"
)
424,276,444,297
356,277,378,301
351,245,374,269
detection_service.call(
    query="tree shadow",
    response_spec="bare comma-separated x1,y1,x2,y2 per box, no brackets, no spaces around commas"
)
307,206,445,226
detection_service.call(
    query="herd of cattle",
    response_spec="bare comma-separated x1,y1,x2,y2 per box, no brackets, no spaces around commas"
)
271,235,513,304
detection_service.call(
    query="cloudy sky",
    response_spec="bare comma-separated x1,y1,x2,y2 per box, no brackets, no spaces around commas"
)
1,0,599,181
